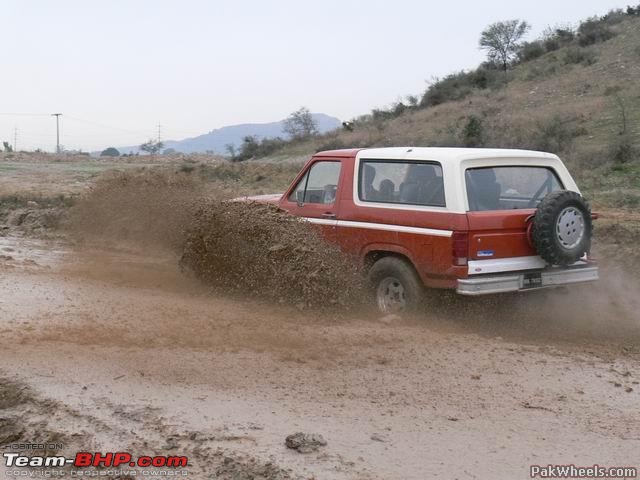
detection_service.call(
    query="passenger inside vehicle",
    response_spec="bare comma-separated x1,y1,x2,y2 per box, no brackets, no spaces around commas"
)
466,168,501,210
378,179,395,202
362,164,379,200
400,164,445,206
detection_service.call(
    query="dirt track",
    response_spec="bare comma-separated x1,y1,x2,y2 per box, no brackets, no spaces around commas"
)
1,235,639,479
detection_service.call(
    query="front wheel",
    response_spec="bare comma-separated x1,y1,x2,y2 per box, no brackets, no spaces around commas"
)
368,256,424,312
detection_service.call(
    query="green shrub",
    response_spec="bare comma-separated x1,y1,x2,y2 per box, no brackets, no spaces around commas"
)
461,115,485,147
529,115,586,153
100,147,120,157
601,8,627,25
420,66,503,108
577,17,616,46
518,41,546,62
233,136,287,162
316,138,347,152
563,47,597,65
421,72,474,107
542,27,575,52
609,134,638,165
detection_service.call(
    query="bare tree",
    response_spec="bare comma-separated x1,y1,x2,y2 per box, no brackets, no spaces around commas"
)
140,139,164,155
479,20,530,72
283,107,318,140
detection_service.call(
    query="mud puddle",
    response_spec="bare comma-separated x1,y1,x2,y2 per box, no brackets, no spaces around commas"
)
0,235,66,268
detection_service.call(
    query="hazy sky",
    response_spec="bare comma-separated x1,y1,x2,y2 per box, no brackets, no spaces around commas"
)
0,0,630,151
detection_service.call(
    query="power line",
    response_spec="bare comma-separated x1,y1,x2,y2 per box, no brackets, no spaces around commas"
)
0,112,51,117
64,115,153,136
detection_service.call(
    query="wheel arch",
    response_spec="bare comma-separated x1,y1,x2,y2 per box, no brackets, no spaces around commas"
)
362,244,416,270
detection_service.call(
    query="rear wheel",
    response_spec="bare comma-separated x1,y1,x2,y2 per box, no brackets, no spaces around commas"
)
368,256,424,312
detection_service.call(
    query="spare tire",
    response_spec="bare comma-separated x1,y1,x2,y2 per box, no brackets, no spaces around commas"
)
532,190,592,266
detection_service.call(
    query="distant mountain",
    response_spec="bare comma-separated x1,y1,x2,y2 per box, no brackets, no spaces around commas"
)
114,113,341,155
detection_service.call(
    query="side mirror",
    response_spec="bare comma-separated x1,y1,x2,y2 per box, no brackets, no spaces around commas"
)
296,190,305,207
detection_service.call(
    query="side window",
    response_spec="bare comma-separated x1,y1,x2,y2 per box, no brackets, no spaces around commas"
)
288,161,341,205
359,160,445,207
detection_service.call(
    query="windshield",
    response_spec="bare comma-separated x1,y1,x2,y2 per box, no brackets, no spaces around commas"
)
466,166,563,211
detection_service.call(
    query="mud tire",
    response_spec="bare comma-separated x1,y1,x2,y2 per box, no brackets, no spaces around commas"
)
368,256,424,312
532,190,592,266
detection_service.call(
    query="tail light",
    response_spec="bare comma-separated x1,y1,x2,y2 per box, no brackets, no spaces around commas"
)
452,231,469,266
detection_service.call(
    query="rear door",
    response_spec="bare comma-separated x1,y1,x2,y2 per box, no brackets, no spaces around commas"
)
465,165,564,273
279,159,343,241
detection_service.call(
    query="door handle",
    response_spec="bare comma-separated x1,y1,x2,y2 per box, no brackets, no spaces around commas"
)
321,212,337,219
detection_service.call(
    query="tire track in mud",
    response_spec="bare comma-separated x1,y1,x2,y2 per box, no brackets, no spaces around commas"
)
0,375,306,479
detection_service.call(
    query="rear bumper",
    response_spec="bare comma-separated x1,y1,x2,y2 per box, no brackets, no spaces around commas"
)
456,265,598,296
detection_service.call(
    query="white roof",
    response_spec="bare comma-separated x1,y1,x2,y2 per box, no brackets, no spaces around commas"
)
357,147,558,162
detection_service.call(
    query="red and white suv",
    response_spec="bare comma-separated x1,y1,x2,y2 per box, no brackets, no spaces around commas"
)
250,147,598,311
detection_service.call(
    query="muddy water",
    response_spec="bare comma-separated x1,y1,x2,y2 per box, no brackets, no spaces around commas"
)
0,235,66,267
1,240,640,479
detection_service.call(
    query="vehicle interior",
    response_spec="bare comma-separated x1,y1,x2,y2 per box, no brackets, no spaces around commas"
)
360,161,446,207
466,166,563,211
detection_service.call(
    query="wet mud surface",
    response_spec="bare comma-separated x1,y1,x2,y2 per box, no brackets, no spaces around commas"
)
1,235,639,479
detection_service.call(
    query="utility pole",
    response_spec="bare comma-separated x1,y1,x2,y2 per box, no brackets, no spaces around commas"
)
13,127,17,152
157,122,162,144
51,113,62,153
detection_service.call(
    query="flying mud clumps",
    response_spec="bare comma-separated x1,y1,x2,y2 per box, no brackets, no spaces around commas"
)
181,201,367,309
67,169,207,252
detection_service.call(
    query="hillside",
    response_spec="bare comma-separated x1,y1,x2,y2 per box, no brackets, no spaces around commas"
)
116,113,341,155
264,13,640,210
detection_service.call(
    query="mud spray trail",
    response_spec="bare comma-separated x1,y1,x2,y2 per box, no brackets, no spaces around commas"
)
1,171,639,479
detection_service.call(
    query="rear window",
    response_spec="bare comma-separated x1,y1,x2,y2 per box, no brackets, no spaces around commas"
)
466,166,563,211
359,160,445,207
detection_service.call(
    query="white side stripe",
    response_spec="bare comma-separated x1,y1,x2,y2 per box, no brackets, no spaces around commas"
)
303,217,452,237
303,217,337,226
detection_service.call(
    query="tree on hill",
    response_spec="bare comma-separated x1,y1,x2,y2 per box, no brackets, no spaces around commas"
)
479,20,530,72
100,147,120,157
140,139,164,155
283,107,318,140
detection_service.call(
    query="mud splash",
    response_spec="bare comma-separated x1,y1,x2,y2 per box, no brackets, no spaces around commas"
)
181,201,367,309
65,169,208,252
65,170,367,310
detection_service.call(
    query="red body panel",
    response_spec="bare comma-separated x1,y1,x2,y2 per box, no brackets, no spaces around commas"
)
466,210,536,260
278,151,467,289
